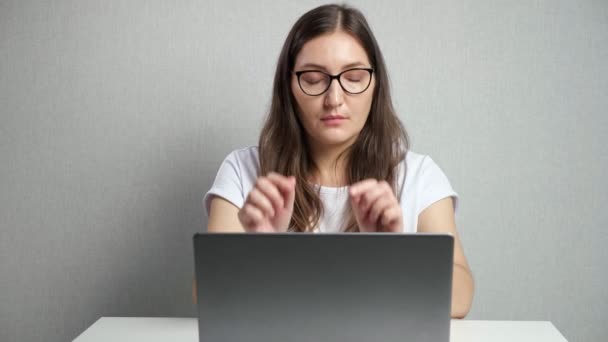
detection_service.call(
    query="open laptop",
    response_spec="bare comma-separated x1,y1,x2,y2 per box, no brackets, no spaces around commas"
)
193,232,454,342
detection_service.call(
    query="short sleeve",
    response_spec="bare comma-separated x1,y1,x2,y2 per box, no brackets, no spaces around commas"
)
203,151,245,217
416,156,459,216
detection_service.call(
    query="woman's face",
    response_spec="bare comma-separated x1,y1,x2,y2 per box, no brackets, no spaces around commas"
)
291,30,375,149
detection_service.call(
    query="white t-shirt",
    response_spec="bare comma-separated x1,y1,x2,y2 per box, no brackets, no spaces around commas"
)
204,146,458,233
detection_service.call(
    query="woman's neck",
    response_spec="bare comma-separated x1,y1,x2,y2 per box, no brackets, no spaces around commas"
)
308,139,353,187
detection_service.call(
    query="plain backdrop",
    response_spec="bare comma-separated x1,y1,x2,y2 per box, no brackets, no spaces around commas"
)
1,1,606,341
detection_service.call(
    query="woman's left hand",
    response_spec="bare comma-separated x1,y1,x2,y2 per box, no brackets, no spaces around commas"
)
349,179,403,232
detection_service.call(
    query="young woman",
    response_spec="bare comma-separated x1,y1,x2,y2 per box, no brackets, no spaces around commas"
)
203,4,474,318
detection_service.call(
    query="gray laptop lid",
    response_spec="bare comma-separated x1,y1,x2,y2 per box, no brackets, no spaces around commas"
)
193,233,453,342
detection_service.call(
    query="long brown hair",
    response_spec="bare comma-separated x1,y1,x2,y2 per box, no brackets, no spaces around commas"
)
258,4,409,232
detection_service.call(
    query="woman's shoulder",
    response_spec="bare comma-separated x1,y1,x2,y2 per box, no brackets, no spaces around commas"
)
402,149,459,214
403,149,433,174
221,145,260,182
400,149,449,185
225,145,259,164
404,149,427,166
204,146,259,213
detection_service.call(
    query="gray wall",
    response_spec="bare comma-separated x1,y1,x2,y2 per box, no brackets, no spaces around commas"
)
1,1,606,341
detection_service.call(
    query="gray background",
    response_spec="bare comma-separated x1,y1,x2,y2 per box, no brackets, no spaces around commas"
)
1,1,606,341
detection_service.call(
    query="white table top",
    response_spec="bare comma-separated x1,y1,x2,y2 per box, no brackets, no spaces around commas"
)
73,317,568,342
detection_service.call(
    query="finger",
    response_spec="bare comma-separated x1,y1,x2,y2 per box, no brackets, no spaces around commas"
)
358,180,395,209
267,173,294,191
242,204,265,226
368,196,394,224
284,176,296,209
267,173,296,208
356,184,387,213
349,179,378,197
248,188,275,217
350,195,366,222
255,177,285,210
349,191,373,223
380,205,402,228
366,182,396,221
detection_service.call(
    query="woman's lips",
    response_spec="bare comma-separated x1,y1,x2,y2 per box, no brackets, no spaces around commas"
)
321,115,347,126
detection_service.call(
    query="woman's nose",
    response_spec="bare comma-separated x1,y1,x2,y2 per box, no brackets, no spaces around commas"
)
324,79,344,107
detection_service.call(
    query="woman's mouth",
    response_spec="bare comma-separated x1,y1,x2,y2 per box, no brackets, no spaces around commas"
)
321,115,347,126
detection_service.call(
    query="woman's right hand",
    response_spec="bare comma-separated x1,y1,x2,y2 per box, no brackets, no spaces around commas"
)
238,172,296,232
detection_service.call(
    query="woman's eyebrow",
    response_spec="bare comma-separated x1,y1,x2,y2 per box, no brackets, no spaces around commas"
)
298,62,368,71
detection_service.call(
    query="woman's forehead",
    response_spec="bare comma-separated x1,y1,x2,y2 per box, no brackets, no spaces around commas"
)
294,31,371,72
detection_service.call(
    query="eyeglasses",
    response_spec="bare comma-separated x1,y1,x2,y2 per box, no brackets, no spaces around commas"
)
292,68,374,96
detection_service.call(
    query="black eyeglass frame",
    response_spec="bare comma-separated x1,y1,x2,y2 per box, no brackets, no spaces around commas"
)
292,68,375,96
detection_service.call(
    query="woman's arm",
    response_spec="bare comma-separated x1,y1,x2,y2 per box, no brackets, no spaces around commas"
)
417,197,475,319
207,196,246,233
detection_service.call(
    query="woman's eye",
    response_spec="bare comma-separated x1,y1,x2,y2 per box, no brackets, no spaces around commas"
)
303,79,322,84
346,78,362,82
300,72,327,85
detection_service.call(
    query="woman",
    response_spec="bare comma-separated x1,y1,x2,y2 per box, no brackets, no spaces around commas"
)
203,4,474,318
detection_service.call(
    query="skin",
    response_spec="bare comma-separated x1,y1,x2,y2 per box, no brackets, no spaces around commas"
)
203,29,474,318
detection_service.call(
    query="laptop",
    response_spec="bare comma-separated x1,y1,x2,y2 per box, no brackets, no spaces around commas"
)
193,232,454,342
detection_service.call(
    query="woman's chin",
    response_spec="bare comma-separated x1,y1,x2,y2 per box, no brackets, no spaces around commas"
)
315,134,357,148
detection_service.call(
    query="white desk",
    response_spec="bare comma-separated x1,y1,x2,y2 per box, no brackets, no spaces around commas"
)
73,317,568,342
